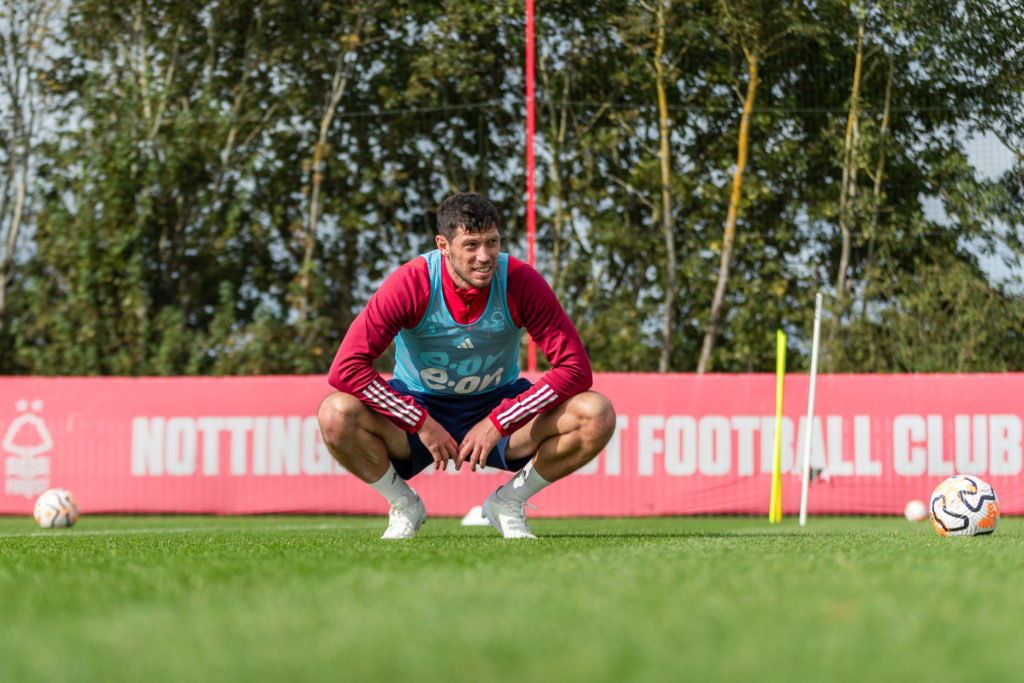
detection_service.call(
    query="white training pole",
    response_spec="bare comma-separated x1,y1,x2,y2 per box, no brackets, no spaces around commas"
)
799,292,824,527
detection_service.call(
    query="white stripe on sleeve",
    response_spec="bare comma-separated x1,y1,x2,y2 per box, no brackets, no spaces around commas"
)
363,381,422,428
495,384,558,429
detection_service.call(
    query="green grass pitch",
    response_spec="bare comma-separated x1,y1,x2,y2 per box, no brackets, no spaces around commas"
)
2,514,1022,682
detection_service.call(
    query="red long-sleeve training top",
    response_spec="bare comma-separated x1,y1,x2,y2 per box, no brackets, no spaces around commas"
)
327,253,592,437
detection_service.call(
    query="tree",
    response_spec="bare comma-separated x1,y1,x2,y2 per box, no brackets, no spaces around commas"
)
4,0,1022,376
600,0,714,372
294,2,385,330
697,0,819,373
14,0,301,373
830,1,867,351
0,0,61,342
823,0,1024,371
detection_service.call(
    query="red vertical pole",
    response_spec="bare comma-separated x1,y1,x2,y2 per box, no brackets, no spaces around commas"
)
525,0,538,372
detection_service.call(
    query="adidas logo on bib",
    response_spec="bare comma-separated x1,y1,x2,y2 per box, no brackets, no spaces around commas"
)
456,338,475,350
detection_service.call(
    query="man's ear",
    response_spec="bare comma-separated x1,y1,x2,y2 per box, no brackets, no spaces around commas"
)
435,234,448,254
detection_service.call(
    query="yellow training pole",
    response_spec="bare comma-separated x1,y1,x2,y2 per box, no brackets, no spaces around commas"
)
769,329,786,523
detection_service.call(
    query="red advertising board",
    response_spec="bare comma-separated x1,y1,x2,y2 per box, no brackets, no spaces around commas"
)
2,374,1022,517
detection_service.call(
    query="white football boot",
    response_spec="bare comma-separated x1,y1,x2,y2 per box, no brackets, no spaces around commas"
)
482,488,537,539
381,490,426,539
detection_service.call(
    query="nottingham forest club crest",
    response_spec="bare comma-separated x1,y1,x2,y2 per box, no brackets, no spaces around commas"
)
3,399,54,498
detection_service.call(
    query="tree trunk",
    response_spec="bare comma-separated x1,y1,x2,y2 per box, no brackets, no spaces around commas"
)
541,57,571,298
0,173,27,336
859,55,894,369
298,28,361,323
655,0,676,373
697,48,758,374
828,6,866,363
0,0,58,336
862,54,894,320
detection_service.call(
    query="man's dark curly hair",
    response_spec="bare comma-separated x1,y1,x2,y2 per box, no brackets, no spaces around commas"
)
436,192,500,239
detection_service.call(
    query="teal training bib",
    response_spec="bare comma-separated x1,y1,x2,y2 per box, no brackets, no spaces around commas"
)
393,251,523,396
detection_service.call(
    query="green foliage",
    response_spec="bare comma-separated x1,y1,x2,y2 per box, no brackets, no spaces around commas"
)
837,259,1024,372
1,0,1022,375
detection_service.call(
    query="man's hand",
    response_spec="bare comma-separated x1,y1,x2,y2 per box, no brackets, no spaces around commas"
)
416,416,459,471
456,418,502,472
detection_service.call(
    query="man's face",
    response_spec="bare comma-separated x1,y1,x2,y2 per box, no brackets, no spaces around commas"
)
436,225,501,290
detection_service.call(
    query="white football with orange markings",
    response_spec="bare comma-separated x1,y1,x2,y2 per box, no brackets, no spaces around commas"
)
904,499,928,522
33,488,80,528
929,475,999,537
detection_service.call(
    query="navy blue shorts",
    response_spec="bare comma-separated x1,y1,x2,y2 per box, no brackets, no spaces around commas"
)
389,377,534,480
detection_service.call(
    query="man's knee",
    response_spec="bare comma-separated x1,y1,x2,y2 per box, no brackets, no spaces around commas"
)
317,392,365,443
573,391,616,446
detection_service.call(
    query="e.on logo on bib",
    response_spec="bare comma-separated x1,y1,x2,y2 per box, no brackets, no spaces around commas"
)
2,399,53,498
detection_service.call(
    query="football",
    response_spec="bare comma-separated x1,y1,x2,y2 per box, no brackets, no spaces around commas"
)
33,488,80,528
903,499,927,522
929,475,999,537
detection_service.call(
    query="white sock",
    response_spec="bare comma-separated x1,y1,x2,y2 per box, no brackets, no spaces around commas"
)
498,460,551,505
369,463,415,504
